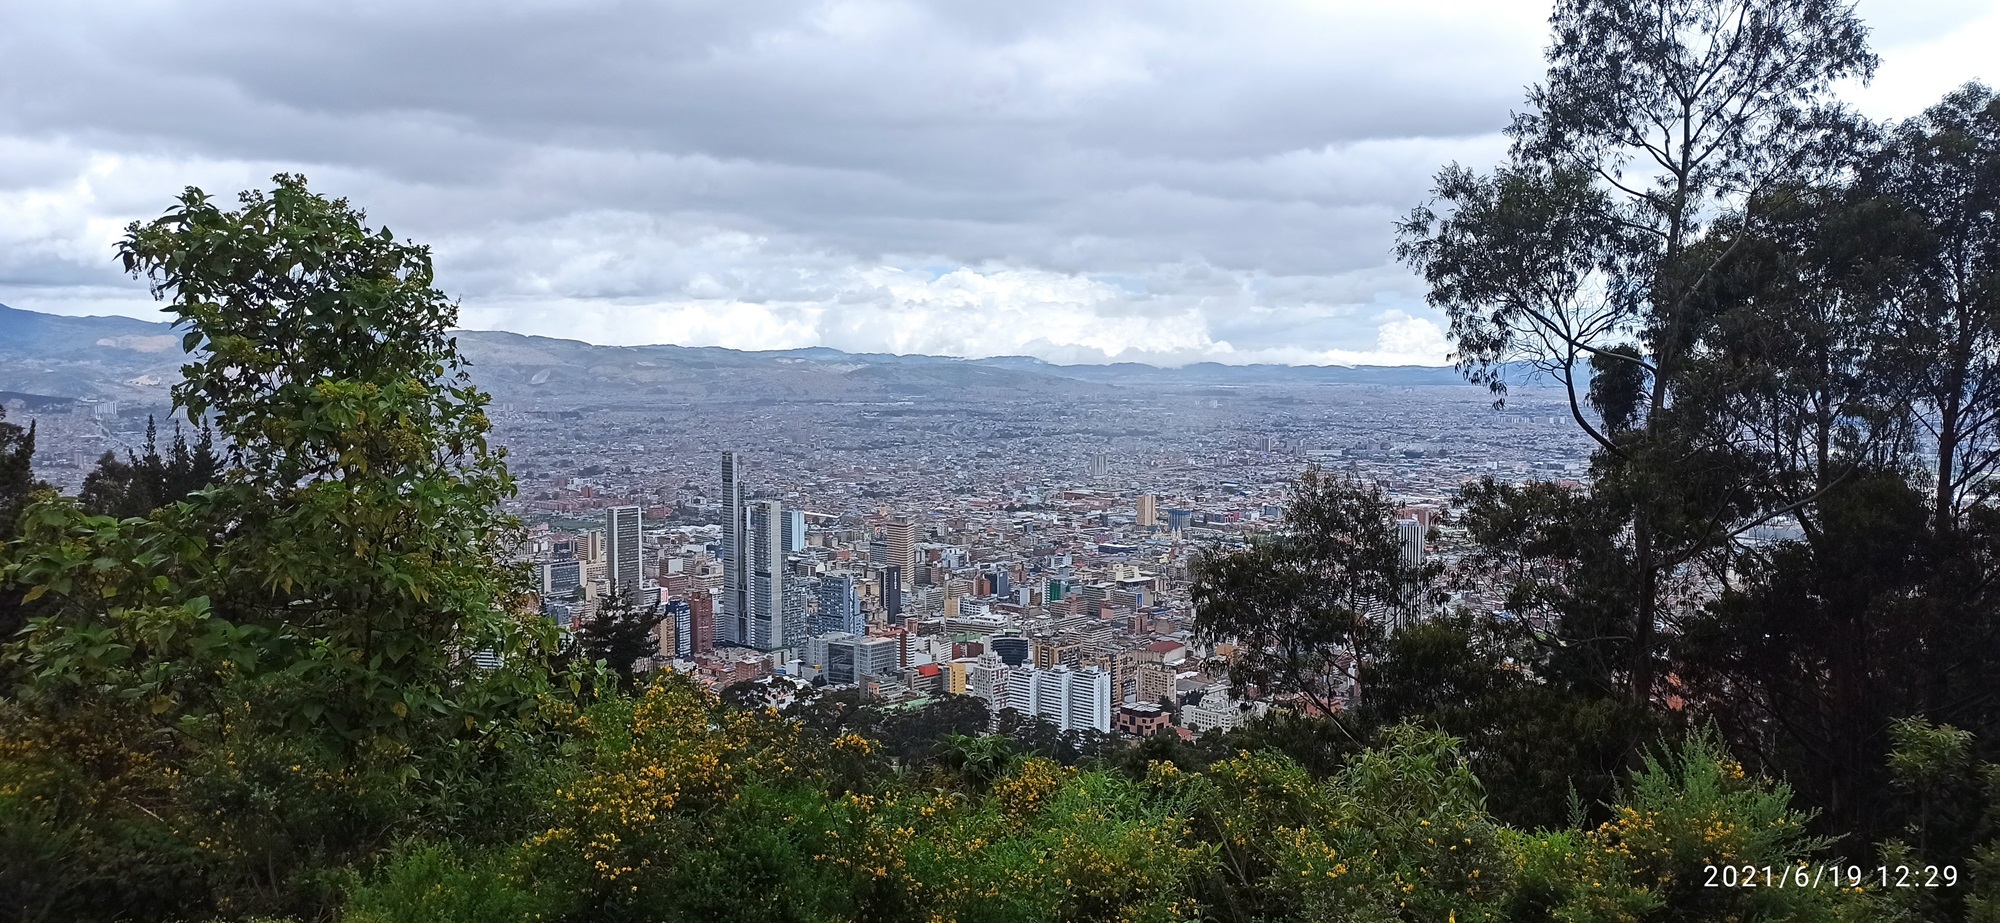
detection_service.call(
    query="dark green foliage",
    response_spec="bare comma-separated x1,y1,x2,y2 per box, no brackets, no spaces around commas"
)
0,405,42,647
1400,0,1880,714
1393,0,2000,875
77,417,224,520
1188,469,1429,716
1830,719,2000,923
935,732,1021,793
1354,610,1659,829
987,707,1123,768
572,591,669,694
870,694,992,767
1587,345,1649,433
0,406,33,533
0,176,567,922
785,685,994,770
1863,84,2000,532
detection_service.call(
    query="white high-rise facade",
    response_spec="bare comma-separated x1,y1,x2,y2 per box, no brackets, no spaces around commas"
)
606,506,643,598
783,508,807,553
1397,517,1426,567
970,652,1008,707
991,663,1111,733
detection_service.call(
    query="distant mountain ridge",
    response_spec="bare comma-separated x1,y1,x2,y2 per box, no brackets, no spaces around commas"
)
0,301,1502,406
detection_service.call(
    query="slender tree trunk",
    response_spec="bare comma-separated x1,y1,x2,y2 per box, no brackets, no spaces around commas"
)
1935,384,1962,537
1934,304,1980,535
1631,519,1658,707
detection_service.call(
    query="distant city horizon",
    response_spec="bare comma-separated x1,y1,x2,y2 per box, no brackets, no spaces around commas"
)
1,300,1477,371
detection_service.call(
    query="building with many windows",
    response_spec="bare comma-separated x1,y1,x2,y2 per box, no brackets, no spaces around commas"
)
884,518,915,575
992,663,1112,733
747,499,785,649
809,633,900,686
537,559,582,598
814,573,862,637
720,452,747,646
606,505,643,598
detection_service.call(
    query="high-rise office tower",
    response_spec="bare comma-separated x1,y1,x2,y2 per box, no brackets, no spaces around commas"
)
663,599,692,659
882,565,904,624
1394,517,1430,629
606,506,643,598
1136,494,1157,528
538,559,582,598
884,518,915,575
1397,518,1426,567
720,452,747,646
781,576,810,651
748,499,785,649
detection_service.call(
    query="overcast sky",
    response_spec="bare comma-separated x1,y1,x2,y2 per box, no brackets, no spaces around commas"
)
2,1,1994,366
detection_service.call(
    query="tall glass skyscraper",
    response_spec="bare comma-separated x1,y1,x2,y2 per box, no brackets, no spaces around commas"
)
720,452,747,646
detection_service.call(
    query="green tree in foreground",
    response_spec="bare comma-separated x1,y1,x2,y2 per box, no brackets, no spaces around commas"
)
0,405,42,647
0,175,565,921
1188,468,1429,718
334,675,1866,923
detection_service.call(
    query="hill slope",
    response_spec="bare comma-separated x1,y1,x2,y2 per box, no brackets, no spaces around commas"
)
0,302,1495,407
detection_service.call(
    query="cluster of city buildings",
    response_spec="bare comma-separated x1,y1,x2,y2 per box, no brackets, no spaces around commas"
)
20,376,1603,739
522,447,1458,737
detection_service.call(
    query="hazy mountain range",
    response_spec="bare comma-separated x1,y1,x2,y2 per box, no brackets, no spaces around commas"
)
0,302,1499,410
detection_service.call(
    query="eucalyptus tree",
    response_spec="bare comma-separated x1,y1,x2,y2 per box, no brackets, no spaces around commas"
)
1397,0,1877,705
1864,83,2000,535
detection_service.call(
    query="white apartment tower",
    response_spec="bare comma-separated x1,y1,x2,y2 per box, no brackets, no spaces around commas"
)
1397,517,1426,567
998,664,1112,733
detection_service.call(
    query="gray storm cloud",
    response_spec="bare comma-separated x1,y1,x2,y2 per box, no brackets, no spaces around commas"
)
0,0,1992,365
